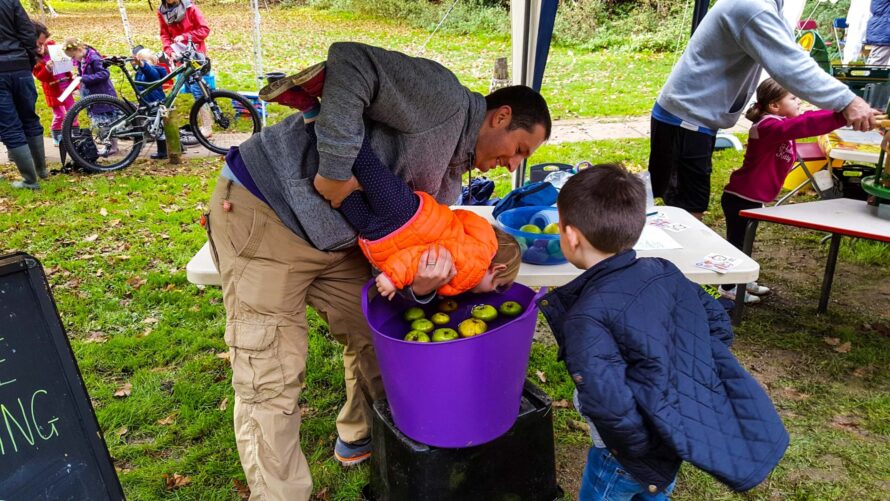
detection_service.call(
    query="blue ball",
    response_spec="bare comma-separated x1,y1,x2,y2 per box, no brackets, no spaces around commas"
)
547,239,563,258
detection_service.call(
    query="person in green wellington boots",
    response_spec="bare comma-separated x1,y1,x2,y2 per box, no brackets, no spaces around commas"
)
1,0,47,189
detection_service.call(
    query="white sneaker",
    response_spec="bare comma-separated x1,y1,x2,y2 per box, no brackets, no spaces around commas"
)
719,286,761,304
746,282,770,295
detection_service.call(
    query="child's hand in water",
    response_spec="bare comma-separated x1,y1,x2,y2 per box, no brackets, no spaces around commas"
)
375,273,397,300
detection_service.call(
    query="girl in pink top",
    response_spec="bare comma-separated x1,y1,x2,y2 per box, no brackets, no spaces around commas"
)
720,78,847,303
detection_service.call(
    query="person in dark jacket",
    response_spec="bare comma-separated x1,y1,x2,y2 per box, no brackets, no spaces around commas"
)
538,164,789,499
0,0,46,189
132,47,169,159
866,0,890,64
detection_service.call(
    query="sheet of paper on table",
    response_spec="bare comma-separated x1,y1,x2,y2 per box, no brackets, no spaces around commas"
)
47,44,74,75
834,128,883,145
633,225,682,251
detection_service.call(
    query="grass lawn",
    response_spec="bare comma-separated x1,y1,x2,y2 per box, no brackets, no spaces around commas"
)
2,136,888,499
5,2,889,500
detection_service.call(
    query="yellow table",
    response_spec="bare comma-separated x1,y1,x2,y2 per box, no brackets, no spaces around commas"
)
818,129,882,165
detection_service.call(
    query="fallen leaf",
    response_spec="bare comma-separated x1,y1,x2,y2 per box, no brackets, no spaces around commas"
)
190,304,201,312
84,331,108,344
823,337,841,346
95,269,104,277
834,342,852,354
233,479,251,500
109,219,121,227
99,207,108,216
163,283,176,292
851,367,869,378
314,486,330,501
83,234,99,242
127,276,146,289
156,414,176,426
143,317,159,324
218,397,228,411
552,399,571,409
778,387,810,401
535,370,547,383
567,419,589,433
830,414,865,435
300,407,315,417
163,473,191,490
113,382,132,398
115,426,128,437
216,351,230,361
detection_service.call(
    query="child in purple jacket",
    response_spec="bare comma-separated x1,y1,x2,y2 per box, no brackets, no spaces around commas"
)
63,38,120,157
720,78,847,304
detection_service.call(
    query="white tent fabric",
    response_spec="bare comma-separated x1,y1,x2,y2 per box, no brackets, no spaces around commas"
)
843,0,872,64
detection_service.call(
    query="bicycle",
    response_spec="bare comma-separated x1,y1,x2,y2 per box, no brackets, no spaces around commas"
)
61,40,262,173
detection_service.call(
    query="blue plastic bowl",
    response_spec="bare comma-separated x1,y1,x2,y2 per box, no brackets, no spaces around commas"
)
495,206,566,265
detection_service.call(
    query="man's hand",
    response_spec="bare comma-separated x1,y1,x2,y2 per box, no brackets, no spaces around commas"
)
313,174,359,208
375,274,397,301
410,245,456,297
842,96,880,132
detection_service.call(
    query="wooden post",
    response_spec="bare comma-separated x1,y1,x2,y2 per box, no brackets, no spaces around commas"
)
489,57,511,94
162,108,183,165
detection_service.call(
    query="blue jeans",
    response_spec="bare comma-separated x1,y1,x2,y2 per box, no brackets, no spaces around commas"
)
0,70,43,149
579,448,676,501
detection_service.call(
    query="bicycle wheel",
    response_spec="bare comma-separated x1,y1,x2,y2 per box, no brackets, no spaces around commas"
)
189,90,262,155
61,94,144,173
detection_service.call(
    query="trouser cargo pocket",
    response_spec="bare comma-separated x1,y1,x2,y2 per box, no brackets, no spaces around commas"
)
225,319,285,403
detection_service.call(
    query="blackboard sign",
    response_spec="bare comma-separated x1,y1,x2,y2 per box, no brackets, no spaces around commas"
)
0,253,124,500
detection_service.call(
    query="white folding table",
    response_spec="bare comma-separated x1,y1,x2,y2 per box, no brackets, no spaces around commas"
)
188,205,758,290
737,198,890,319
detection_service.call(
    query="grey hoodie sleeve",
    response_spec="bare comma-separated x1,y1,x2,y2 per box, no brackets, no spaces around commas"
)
737,10,856,112
315,42,466,180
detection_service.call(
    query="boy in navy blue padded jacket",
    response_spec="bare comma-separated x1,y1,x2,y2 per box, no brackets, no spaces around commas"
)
538,164,788,499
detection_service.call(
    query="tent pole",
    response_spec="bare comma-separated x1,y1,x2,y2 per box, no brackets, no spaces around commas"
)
251,0,266,126
691,0,709,36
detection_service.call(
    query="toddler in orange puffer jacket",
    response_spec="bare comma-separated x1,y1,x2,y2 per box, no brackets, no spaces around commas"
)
306,122,522,299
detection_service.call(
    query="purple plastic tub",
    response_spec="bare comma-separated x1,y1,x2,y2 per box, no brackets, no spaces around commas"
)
361,281,546,448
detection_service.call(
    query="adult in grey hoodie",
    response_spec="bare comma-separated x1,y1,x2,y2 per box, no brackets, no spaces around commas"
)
649,0,877,218
206,42,550,500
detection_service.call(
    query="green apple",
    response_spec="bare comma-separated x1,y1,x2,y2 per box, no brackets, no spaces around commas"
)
410,318,434,333
431,327,459,342
404,330,431,343
430,312,450,326
499,300,523,317
403,306,425,322
437,299,459,313
457,318,487,337
471,304,498,322
543,223,560,234
519,224,542,234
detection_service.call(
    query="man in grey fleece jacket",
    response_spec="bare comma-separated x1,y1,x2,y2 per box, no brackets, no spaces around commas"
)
649,0,878,218
206,42,550,500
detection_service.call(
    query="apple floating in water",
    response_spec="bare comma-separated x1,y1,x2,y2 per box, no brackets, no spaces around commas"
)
430,312,450,326
457,318,487,337
471,304,498,322
410,318,434,333
431,327,459,342
404,330,431,343
403,307,425,322
499,301,523,317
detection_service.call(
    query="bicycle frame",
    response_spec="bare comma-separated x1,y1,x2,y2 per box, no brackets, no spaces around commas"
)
114,57,211,109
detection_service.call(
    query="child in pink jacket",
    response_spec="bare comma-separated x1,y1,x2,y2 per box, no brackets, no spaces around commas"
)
720,78,847,304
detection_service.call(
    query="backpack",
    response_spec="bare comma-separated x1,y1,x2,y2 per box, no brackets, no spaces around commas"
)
69,128,99,165
492,181,558,219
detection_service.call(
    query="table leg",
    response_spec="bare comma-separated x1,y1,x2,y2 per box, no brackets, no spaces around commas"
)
732,220,760,325
818,233,842,314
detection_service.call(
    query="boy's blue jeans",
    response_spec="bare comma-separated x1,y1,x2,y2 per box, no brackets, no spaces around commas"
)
579,447,676,501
